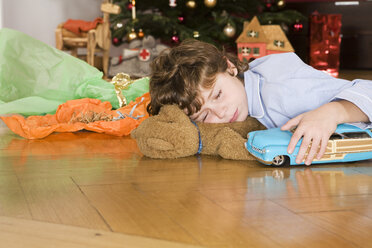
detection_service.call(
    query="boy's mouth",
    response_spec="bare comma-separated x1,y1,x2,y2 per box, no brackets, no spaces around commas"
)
229,109,238,123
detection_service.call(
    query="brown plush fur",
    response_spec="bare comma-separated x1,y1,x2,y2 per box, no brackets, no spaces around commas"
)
131,105,266,160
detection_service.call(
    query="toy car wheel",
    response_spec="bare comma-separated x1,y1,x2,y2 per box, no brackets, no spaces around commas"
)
272,155,289,167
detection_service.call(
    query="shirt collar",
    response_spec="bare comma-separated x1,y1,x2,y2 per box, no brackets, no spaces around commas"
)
244,70,265,119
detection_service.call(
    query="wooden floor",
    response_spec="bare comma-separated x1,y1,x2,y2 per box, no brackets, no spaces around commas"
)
0,70,372,247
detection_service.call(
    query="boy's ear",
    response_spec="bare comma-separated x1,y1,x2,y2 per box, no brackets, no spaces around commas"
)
226,59,238,76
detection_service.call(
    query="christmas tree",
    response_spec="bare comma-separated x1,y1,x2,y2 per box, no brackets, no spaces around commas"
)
110,0,305,50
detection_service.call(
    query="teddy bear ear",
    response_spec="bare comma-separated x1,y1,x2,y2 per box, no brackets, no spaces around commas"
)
142,35,156,48
158,105,191,123
128,39,142,49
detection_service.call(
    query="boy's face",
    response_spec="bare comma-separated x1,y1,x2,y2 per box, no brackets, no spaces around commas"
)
189,71,249,123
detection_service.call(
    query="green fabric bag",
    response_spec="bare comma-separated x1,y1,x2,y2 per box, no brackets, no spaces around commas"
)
0,28,149,116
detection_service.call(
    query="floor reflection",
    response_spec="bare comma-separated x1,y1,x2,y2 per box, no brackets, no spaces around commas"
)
0,131,142,164
246,166,372,199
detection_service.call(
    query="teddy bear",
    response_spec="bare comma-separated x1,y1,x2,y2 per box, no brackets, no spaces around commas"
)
109,35,169,78
131,105,266,160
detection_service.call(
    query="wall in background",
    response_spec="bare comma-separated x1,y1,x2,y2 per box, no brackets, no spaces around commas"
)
0,0,3,29
2,0,102,46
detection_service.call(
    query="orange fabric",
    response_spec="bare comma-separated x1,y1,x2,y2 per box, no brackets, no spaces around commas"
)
1,93,150,139
63,17,103,35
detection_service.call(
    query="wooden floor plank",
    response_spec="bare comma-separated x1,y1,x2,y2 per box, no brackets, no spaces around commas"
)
18,177,110,230
143,190,280,247
0,174,31,219
302,211,372,248
273,194,372,213
0,216,203,248
212,200,356,248
80,184,201,246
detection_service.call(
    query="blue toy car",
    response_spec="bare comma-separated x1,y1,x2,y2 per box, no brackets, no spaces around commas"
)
245,123,372,166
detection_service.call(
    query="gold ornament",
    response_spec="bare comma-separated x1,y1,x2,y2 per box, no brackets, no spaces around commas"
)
110,73,135,107
223,23,236,38
193,31,200,38
138,28,144,38
277,0,285,8
186,0,196,8
204,0,217,8
127,28,138,41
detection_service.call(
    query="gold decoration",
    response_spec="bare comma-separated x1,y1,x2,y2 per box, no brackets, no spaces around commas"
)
193,31,200,38
277,0,285,8
186,0,196,8
223,23,236,38
110,73,135,107
127,28,138,41
204,0,217,8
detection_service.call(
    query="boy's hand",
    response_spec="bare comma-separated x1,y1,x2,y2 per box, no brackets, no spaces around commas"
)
281,104,339,165
281,100,368,165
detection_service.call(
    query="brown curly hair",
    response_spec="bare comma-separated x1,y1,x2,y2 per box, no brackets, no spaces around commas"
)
147,39,249,116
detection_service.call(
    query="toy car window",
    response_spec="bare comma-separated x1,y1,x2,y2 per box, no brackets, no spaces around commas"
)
342,132,370,139
330,133,344,140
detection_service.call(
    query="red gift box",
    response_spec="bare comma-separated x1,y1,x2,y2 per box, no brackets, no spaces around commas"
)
309,12,342,77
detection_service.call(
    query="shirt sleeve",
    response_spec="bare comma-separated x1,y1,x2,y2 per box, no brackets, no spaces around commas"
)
332,79,372,125
248,52,372,129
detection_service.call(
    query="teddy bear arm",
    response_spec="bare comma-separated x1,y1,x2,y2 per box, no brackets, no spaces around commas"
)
214,127,256,160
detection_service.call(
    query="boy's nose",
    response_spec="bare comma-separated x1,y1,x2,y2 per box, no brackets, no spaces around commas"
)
213,106,226,120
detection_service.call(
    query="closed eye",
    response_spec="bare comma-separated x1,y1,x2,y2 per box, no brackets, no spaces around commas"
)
215,90,222,99
202,112,208,122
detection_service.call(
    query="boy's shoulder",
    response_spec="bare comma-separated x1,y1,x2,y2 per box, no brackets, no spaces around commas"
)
248,53,307,81
249,52,304,68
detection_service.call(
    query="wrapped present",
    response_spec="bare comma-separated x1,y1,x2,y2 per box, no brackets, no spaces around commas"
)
309,12,342,77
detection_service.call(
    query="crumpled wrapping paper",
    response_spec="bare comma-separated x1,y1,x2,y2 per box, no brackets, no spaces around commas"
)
0,28,149,116
1,93,150,139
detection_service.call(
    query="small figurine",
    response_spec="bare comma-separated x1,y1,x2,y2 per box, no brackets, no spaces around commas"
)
109,35,169,78
110,72,134,107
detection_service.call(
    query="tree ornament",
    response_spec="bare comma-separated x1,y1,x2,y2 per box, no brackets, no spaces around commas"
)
264,0,273,9
186,0,196,9
280,23,289,33
293,20,303,32
138,28,145,38
113,37,119,44
223,23,236,38
127,28,138,41
204,0,217,8
126,2,133,10
277,0,285,8
178,16,184,23
171,34,180,44
193,31,200,38
169,0,177,7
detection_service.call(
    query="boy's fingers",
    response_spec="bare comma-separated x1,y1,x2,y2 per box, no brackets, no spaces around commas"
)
296,136,311,164
305,138,320,165
287,129,302,154
317,138,329,160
